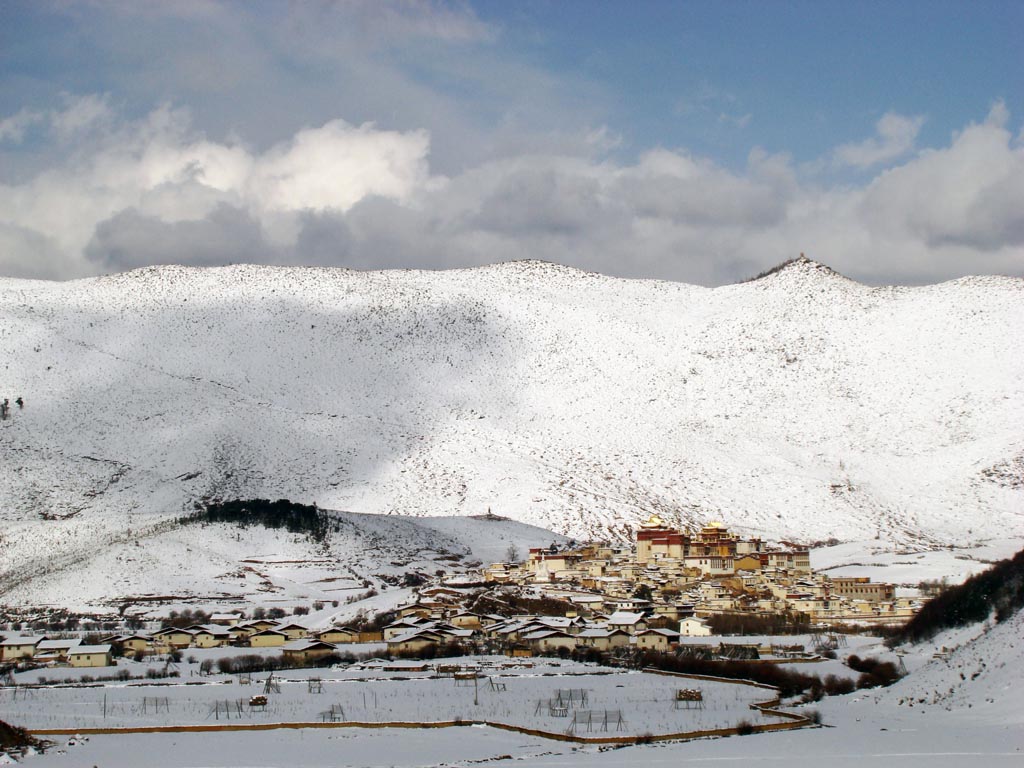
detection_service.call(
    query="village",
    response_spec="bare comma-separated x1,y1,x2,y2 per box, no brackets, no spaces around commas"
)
0,516,919,669
486,515,919,621
0,517,935,759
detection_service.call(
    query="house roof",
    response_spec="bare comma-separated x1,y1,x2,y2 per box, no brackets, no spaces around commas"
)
282,639,337,652
1,636,44,646
69,645,111,655
438,628,475,639
318,626,359,635
385,618,426,629
37,638,83,650
607,611,646,625
106,633,152,643
638,628,680,638
152,627,195,636
522,629,572,641
576,628,628,639
185,624,231,636
388,629,444,644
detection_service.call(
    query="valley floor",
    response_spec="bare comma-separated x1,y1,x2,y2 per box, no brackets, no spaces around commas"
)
10,613,1024,767
15,703,1023,768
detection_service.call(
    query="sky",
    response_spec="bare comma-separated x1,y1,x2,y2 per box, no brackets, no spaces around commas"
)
0,0,1022,286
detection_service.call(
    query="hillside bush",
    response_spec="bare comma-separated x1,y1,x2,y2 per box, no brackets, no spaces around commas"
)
184,499,331,543
891,548,1024,644
0,719,46,752
706,611,809,635
846,654,902,688
637,650,819,698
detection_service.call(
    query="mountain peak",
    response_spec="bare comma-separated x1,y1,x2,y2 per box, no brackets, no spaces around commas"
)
742,255,853,285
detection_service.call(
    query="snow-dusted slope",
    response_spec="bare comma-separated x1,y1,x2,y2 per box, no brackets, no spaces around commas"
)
1,258,1022,604
881,610,1024,721
7,508,562,613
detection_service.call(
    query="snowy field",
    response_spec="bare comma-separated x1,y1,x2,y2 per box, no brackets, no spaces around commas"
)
7,611,1024,768
8,614,1024,768
0,657,786,737
10,696,1022,768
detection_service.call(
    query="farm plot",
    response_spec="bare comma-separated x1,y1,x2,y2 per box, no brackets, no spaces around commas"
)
0,657,791,739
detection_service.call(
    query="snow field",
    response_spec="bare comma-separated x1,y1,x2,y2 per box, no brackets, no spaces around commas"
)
9,618,1024,768
1,657,789,738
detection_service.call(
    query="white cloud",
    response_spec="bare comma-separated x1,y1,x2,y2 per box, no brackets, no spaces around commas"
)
50,93,114,141
0,108,45,144
858,102,1024,252
338,0,495,44
614,148,789,228
0,98,1021,286
249,120,431,213
0,105,432,267
833,111,926,169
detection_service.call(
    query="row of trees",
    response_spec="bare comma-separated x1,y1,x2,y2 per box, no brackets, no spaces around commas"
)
892,548,1024,644
183,498,332,543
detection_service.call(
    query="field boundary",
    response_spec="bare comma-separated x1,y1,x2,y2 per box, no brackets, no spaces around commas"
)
29,670,813,745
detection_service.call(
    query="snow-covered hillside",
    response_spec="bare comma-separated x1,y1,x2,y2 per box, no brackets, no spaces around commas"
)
1,258,1022,605
5,508,564,613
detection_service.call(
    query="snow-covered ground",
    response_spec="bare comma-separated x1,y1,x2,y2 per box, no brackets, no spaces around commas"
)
0,511,564,614
1,258,1021,608
1,656,785,737
9,616,1024,768
813,538,1024,586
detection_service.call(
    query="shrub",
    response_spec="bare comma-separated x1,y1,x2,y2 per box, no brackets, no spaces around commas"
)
214,654,285,675
402,572,426,587
707,611,809,636
823,674,855,696
185,498,331,544
847,655,902,688
735,720,755,735
164,609,211,628
638,650,819,698
0,718,46,751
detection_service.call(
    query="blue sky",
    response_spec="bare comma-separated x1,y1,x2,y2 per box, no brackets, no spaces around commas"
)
0,1,1021,284
483,2,1020,159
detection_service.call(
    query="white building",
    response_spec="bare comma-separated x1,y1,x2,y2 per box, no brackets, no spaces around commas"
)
679,616,712,637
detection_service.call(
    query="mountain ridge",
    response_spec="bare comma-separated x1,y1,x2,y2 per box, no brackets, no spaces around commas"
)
1,258,1021,606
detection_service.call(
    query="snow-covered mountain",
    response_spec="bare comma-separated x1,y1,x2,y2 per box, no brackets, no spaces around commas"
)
4,506,564,613
1,258,1021,606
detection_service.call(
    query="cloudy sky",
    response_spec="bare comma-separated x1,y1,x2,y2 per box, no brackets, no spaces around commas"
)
1,1,1022,285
